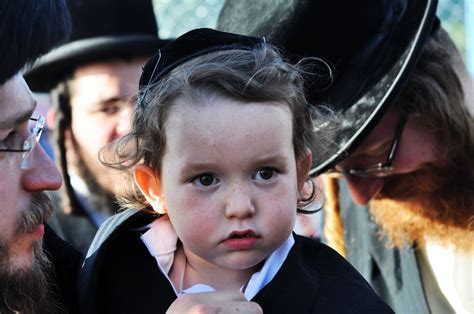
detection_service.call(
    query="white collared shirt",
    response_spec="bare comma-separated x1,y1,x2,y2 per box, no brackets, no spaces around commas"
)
418,239,473,314
141,216,294,300
69,172,109,227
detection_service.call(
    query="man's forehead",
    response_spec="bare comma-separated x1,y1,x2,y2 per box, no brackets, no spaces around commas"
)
0,74,36,129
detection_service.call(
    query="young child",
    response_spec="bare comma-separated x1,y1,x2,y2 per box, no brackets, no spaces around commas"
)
79,28,392,313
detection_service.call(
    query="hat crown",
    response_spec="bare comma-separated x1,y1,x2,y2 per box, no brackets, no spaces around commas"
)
67,0,158,42
218,0,416,110
24,0,168,92
217,0,438,173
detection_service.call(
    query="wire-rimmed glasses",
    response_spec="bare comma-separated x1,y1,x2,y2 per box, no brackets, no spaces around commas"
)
0,115,45,169
327,112,408,178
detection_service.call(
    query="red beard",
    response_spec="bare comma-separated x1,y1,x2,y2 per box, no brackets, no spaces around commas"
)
368,160,474,251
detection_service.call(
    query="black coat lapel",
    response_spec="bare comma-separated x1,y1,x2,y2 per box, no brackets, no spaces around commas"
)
253,235,320,313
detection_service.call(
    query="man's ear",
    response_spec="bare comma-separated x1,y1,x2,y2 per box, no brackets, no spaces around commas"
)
296,150,312,191
134,164,167,214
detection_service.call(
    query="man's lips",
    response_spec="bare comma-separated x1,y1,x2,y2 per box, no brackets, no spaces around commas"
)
29,223,45,239
222,229,260,250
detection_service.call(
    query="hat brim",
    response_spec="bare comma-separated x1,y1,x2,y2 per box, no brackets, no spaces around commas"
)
309,0,438,175
24,35,172,92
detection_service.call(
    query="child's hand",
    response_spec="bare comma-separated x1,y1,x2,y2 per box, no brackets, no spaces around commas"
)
166,290,262,314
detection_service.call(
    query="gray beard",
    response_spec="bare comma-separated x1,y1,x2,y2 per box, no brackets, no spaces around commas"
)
0,241,63,314
0,193,64,314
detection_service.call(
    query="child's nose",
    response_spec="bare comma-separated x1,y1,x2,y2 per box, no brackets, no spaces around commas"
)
225,183,256,219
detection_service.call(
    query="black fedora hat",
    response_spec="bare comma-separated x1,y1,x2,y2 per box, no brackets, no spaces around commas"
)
25,0,171,92
217,0,439,174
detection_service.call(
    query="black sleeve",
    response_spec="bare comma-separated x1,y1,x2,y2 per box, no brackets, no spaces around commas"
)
44,224,82,314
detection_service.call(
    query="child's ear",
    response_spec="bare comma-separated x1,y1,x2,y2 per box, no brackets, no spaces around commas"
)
134,164,167,214
296,150,312,191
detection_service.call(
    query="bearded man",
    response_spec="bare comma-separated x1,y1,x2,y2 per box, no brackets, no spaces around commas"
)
326,27,473,314
25,0,170,252
0,1,80,313
217,0,473,312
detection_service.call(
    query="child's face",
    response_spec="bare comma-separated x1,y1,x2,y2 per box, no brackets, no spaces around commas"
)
136,95,311,276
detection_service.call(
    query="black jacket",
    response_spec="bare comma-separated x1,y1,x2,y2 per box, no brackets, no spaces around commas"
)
44,224,81,314
48,190,99,253
79,209,392,313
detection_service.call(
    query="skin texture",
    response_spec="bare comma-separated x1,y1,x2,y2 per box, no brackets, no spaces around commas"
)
66,58,147,195
0,74,62,270
336,105,440,205
166,290,262,314
135,95,310,291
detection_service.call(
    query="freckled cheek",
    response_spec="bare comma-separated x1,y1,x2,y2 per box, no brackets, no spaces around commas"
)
258,184,297,232
166,193,221,237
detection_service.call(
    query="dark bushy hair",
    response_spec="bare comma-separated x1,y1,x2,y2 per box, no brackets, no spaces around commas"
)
0,0,71,84
103,44,337,210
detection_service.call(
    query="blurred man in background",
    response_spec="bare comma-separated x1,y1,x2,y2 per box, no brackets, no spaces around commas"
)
26,0,170,252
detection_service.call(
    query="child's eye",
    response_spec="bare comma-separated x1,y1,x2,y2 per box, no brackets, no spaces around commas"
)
253,167,277,181
192,174,219,187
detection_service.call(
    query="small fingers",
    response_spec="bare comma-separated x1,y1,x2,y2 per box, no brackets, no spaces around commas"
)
188,301,262,314
166,291,262,314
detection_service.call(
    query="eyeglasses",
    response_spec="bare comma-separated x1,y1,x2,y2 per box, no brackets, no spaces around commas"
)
0,115,45,169
328,112,408,178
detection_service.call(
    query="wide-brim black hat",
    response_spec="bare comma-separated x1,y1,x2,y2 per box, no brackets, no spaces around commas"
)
218,0,439,174
25,0,171,92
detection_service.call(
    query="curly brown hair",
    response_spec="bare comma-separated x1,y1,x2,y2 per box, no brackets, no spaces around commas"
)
101,43,337,211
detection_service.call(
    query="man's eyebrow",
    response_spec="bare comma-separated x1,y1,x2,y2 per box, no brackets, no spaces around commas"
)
0,102,36,130
104,94,137,103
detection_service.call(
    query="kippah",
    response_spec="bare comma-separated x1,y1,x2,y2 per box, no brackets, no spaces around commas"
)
138,28,264,100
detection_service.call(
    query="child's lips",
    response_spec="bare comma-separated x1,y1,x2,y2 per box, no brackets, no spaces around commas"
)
222,229,260,250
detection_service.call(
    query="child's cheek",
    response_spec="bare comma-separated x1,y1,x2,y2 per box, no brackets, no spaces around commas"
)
260,184,297,231
169,192,220,231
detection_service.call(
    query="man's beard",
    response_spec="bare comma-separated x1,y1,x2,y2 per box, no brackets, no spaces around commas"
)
369,160,474,251
70,134,121,216
0,193,64,313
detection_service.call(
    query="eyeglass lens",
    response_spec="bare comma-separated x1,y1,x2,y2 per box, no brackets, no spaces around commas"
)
20,116,45,169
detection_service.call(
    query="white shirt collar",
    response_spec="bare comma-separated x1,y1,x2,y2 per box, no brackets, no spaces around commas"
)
141,216,294,300
69,172,109,227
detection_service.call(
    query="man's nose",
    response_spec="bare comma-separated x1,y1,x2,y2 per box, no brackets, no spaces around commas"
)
225,183,256,219
22,144,62,192
115,104,132,137
344,176,384,205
